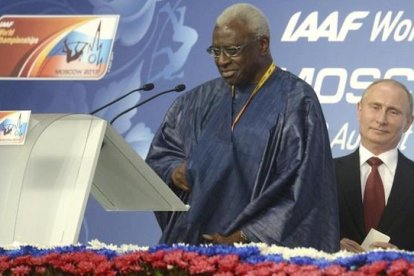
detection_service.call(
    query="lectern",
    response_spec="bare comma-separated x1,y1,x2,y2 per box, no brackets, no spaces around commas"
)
0,114,188,246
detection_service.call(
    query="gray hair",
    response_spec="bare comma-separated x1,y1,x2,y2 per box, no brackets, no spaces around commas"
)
216,3,270,38
362,79,413,116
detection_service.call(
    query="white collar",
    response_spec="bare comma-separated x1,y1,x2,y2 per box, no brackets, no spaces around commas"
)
359,145,398,173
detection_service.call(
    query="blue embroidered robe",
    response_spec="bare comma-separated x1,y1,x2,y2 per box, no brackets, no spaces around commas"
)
146,67,340,252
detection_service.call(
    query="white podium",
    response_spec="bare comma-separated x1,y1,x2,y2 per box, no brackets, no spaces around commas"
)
0,114,188,246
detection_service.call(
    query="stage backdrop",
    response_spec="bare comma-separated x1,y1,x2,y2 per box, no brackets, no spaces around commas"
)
0,0,413,246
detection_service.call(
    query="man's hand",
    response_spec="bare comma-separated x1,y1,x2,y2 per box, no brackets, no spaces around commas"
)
171,163,191,192
340,238,365,253
370,241,398,250
202,231,247,245
340,238,399,253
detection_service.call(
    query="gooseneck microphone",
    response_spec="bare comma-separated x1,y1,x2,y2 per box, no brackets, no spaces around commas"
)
90,83,155,115
110,84,186,125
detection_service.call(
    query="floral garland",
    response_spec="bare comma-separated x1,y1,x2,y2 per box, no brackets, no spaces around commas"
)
1,241,414,275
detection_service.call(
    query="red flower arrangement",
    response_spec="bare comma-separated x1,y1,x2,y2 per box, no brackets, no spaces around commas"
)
1,244,414,275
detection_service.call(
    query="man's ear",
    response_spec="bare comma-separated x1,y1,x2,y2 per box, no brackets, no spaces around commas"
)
258,36,270,55
403,115,414,132
357,101,362,122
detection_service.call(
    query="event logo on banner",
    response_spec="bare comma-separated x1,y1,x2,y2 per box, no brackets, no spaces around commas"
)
0,111,31,145
0,15,119,80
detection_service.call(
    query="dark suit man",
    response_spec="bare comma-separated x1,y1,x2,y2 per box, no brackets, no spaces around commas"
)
335,79,414,252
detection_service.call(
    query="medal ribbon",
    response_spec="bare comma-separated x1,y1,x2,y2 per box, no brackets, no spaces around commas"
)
231,63,276,131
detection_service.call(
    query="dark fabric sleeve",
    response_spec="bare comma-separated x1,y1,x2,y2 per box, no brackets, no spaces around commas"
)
145,97,189,230
145,79,228,231
146,98,186,186
228,82,340,253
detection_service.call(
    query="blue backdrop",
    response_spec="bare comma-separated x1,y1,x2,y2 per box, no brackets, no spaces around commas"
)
1,0,413,246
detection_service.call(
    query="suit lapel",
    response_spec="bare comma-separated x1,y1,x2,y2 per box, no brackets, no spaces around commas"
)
380,152,414,231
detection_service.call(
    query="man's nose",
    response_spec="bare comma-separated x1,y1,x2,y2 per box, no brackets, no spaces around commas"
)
376,111,388,124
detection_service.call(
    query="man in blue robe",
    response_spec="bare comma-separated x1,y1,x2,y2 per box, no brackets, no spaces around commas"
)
146,3,339,252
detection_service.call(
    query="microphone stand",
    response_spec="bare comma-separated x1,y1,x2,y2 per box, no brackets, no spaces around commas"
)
90,83,154,115
110,84,185,125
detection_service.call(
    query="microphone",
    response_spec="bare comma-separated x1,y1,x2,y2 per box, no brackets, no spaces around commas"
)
90,83,154,115
110,84,186,125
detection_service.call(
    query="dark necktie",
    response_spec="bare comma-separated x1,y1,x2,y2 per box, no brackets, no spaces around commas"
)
363,157,385,233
